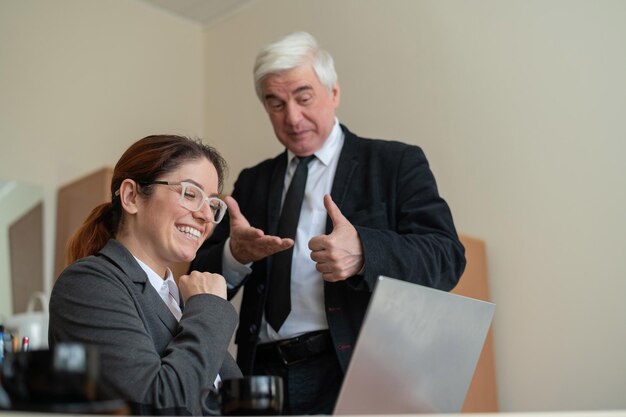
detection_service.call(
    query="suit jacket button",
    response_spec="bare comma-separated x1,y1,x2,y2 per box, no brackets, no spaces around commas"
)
249,324,257,333
257,284,265,294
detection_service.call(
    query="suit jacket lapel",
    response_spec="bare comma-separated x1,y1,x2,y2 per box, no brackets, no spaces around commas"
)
328,126,359,234
99,240,179,335
267,151,289,236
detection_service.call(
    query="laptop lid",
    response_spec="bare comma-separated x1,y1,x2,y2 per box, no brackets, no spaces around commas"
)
333,276,495,414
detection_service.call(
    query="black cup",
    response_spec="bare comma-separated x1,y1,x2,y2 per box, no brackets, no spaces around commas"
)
0,343,99,409
206,375,284,415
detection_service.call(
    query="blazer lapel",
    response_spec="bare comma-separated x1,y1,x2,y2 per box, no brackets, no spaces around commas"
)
328,127,359,234
99,240,179,335
143,282,179,335
267,152,289,236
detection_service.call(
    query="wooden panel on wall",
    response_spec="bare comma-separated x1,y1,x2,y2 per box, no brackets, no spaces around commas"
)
54,167,113,278
452,234,499,412
9,202,44,313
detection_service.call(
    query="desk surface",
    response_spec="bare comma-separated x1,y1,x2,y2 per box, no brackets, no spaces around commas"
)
1,410,626,417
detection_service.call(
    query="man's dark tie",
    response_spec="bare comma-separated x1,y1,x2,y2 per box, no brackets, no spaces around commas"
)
266,155,315,332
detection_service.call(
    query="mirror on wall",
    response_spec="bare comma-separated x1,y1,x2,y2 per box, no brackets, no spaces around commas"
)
0,180,44,321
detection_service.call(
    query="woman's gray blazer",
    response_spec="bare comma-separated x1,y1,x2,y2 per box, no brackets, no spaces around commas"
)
49,239,242,415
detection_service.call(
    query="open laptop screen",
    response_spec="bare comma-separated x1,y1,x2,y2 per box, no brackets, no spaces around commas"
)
333,276,495,414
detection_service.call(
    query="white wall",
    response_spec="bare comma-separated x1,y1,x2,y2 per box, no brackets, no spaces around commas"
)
0,0,205,294
203,0,626,412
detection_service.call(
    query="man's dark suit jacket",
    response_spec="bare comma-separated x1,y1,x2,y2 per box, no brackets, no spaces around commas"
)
50,239,242,415
191,125,466,375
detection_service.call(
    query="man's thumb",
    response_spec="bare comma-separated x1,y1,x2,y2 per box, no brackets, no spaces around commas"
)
224,195,244,223
324,194,347,229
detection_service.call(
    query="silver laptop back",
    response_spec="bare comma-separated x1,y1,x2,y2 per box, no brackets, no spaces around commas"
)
333,276,495,414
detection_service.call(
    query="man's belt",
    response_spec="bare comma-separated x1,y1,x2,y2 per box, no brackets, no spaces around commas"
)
255,330,332,366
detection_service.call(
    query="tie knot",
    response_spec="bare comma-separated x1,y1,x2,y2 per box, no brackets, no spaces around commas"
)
296,155,315,166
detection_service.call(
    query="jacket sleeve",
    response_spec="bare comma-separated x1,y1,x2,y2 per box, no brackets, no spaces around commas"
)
353,145,466,292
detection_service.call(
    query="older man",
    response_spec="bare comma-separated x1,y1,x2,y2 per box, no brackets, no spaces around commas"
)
191,31,466,415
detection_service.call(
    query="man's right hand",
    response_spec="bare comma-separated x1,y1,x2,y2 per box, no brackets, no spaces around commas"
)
225,195,293,264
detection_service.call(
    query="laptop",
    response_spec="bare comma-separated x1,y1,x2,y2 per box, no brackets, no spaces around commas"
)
333,276,495,414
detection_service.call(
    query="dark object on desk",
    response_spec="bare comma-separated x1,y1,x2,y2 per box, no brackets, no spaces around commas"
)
0,343,99,408
3,399,129,415
206,375,284,415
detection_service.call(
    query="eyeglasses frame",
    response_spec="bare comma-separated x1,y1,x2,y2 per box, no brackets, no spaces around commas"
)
138,180,227,224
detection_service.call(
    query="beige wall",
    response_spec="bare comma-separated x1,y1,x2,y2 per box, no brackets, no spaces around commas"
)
1,0,625,413
0,0,205,293
203,0,626,412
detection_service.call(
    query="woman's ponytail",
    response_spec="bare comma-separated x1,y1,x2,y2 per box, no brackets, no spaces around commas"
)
65,200,120,266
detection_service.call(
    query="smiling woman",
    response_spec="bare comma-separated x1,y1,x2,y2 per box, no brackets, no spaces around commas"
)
48,135,242,415
65,135,227,266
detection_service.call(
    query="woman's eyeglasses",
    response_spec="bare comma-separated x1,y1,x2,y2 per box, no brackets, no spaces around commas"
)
140,181,227,224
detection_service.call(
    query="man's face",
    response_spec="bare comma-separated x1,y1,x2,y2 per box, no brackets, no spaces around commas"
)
261,65,340,157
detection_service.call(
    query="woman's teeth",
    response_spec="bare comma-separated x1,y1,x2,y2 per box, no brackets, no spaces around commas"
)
177,226,201,239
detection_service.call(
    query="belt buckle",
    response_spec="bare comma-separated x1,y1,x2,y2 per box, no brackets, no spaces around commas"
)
276,338,307,366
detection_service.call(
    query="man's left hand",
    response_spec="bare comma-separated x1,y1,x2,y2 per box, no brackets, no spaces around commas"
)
308,194,364,282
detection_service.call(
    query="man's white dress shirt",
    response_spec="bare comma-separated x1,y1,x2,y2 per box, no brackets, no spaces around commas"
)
222,119,345,342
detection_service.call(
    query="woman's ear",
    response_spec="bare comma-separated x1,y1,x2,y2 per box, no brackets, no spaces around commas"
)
118,179,140,214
